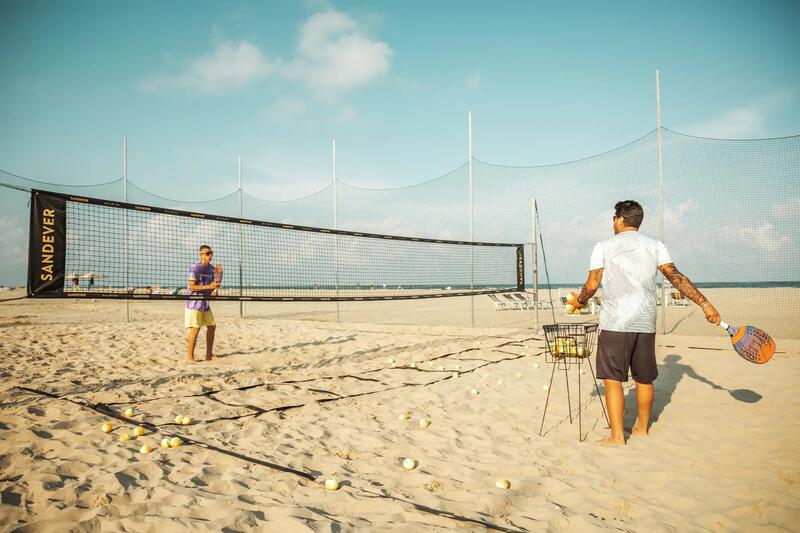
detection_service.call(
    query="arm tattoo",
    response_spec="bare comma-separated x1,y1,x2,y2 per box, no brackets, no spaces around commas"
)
577,286,596,305
660,264,709,307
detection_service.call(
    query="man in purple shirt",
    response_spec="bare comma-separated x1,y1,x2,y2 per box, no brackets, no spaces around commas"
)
185,245,221,363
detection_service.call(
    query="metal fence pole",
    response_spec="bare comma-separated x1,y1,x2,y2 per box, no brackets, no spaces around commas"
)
123,137,129,323
468,111,474,327
238,155,244,318
656,69,666,335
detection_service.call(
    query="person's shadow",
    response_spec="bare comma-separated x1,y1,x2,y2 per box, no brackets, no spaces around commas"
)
620,354,762,429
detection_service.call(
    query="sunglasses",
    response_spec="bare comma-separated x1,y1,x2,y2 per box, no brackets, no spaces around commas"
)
201,251,214,256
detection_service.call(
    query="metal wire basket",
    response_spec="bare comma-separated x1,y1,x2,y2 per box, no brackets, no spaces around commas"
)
543,324,598,364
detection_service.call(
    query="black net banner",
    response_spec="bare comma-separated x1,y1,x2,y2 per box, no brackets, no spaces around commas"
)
26,189,524,301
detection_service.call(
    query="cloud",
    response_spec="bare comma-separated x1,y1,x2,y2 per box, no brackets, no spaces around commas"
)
734,222,791,253
686,90,797,139
283,10,393,93
142,8,391,97
269,96,309,119
466,68,482,90
142,41,274,94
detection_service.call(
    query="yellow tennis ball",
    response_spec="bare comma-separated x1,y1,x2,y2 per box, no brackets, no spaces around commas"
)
181,416,192,425
402,458,417,471
496,479,511,489
399,412,410,422
124,407,135,417
101,422,113,433
119,432,131,442
169,437,182,448
419,418,431,428
324,478,340,491
542,385,550,391
573,309,581,315
470,388,479,395
565,304,576,313
160,438,171,449
134,426,145,437
175,415,184,424
139,444,152,454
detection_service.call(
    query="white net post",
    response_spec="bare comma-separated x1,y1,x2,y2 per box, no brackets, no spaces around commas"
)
468,111,475,327
238,155,244,318
531,199,539,333
656,69,666,335
333,139,340,321
123,137,129,323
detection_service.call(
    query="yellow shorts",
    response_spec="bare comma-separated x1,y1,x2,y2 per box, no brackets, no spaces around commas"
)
185,309,215,329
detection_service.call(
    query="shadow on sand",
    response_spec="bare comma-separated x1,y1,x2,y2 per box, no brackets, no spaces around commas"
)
619,354,762,429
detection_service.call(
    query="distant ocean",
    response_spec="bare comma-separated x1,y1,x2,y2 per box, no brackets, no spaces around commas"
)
536,281,800,289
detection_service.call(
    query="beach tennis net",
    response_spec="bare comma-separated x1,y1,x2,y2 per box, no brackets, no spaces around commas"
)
27,189,524,301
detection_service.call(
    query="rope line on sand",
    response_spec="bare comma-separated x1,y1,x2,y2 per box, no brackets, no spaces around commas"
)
14,385,529,532
92,336,543,410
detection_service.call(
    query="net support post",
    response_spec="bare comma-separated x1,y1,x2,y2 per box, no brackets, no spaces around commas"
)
238,154,244,319
531,199,539,334
468,111,474,328
123,137,130,323
332,139,340,322
656,69,666,335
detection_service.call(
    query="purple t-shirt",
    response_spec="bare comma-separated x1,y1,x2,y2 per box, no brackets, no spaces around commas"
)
186,262,214,311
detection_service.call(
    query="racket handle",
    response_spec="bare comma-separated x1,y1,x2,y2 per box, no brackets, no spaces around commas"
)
720,321,729,330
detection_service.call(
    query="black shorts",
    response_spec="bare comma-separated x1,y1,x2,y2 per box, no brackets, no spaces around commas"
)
596,330,657,383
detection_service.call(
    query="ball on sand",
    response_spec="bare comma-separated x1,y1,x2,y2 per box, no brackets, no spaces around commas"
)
101,422,113,433
390,362,397,368
399,412,410,422
515,372,523,379
402,458,417,471
169,437,182,448
496,479,511,489
534,363,540,368
419,418,431,428
160,437,171,449
139,444,152,454
119,432,131,442
452,372,459,379
324,478,340,491
181,416,192,425
542,385,550,391
470,389,479,395
175,415,184,425
410,362,417,368
134,426,145,437
124,407,135,417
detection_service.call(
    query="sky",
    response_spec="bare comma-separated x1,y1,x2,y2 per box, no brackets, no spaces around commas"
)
0,0,798,285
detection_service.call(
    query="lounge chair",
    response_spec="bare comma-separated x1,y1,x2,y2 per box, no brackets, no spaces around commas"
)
487,294,510,311
502,293,525,309
511,292,534,309
670,291,690,307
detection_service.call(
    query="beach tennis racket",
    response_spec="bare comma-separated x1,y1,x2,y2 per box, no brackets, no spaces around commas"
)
720,321,775,364
212,264,222,296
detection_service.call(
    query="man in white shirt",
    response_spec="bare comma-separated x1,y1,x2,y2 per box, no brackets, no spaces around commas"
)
572,200,720,445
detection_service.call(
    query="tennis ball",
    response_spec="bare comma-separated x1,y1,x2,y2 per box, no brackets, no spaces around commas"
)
573,309,581,315
139,444,152,454
324,478,340,491
101,422,113,433
169,437,182,448
566,292,578,305
452,372,459,379
175,415,184,424
402,458,417,471
515,372,523,379
470,389,479,395
390,362,397,368
565,304,576,313
134,426,145,437
160,438,171,449
419,418,431,428
124,407,135,417
542,385,550,391
410,362,417,368
181,416,192,425
119,432,131,442
496,479,511,489
399,412,410,422
577,347,585,356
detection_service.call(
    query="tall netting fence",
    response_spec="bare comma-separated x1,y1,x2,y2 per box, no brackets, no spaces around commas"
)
2,129,798,336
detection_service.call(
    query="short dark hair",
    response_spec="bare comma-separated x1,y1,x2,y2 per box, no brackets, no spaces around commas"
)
199,244,211,252
614,200,644,228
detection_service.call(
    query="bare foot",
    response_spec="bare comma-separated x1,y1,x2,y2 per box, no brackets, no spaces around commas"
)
598,435,625,446
631,423,649,437
186,357,195,363
205,354,215,361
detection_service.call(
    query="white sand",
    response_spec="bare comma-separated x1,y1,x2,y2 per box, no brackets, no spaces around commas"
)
1,291,798,532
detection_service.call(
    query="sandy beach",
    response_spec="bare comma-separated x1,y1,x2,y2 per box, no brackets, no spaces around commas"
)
1,289,799,532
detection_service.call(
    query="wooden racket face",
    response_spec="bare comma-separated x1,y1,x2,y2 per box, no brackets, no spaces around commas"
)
732,326,775,364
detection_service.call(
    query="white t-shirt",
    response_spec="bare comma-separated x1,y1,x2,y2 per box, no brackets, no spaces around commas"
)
589,231,672,333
